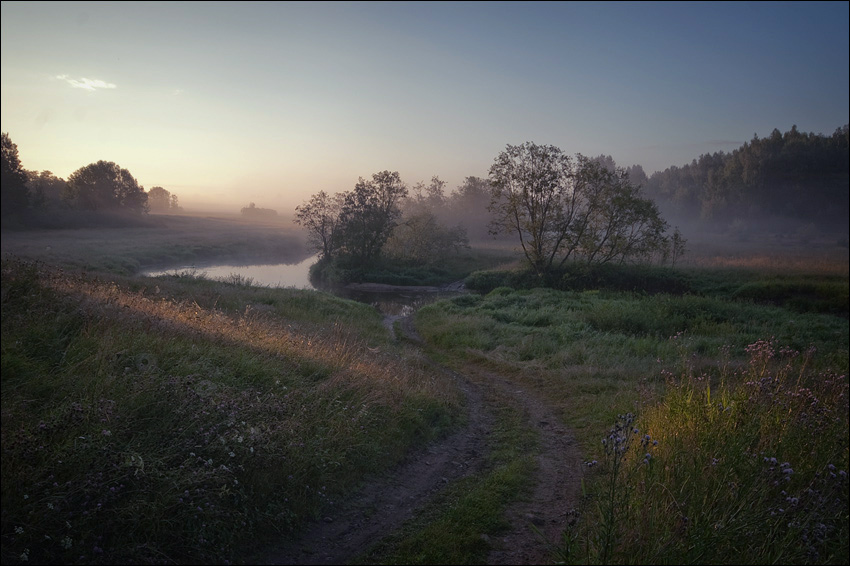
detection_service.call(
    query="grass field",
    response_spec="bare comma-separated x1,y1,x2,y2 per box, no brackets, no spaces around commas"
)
2,215,847,564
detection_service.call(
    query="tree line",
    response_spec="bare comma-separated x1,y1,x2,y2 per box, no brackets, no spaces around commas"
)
1,133,181,221
642,124,849,236
296,143,686,276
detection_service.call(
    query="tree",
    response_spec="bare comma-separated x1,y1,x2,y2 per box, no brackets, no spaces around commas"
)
573,155,670,265
147,186,172,212
294,190,345,259
446,176,493,240
487,142,578,274
406,176,447,216
384,210,469,263
488,142,674,274
241,202,277,218
25,170,67,209
1,132,30,216
337,170,408,263
64,161,148,213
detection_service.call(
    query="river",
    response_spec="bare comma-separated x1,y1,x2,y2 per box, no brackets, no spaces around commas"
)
142,254,466,325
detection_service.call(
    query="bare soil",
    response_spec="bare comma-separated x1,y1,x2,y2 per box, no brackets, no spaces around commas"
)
255,311,583,565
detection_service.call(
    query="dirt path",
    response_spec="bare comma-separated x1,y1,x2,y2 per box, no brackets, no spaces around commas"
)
256,310,583,565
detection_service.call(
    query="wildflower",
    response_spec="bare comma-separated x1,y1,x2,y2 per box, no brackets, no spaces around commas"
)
61,536,72,550
20,549,29,562
102,430,111,436
15,526,24,535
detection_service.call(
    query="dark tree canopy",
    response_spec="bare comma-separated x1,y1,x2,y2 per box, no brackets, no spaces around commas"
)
643,124,850,235
294,190,345,259
295,171,408,264
488,142,676,274
147,186,172,212
64,161,148,213
337,170,408,263
26,170,68,210
1,132,31,216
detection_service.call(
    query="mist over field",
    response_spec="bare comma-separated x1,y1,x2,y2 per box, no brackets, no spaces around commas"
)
2,3,848,565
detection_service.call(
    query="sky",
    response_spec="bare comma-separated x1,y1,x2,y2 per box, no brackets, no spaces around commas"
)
2,1,848,213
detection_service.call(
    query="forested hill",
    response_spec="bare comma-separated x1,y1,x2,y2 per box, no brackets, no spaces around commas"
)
642,124,849,241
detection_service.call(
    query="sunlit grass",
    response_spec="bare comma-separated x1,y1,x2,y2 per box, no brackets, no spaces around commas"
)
414,273,848,564
563,340,848,565
2,238,848,565
1,257,462,564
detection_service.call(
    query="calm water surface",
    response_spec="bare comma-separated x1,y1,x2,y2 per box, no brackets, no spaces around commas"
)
144,254,320,290
142,255,463,319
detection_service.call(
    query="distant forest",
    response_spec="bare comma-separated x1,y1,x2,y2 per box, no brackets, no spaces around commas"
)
2,125,848,244
640,124,849,242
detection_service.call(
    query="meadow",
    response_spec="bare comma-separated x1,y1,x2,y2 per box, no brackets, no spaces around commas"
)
1,215,847,564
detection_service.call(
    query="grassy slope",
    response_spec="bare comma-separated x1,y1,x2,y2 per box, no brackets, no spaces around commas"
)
2,217,848,564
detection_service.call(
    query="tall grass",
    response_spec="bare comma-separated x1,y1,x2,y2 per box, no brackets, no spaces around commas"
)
565,339,848,564
1,257,462,564
414,268,848,564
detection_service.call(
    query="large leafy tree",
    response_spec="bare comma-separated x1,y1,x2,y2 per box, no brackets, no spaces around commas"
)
488,142,675,274
147,186,172,212
487,142,578,274
25,170,68,209
295,171,408,264
338,170,408,263
1,132,31,216
294,190,345,259
572,155,670,265
64,161,148,213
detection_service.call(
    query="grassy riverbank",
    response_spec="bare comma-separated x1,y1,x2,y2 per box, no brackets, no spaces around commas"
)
1,256,466,564
2,216,848,564
412,260,848,564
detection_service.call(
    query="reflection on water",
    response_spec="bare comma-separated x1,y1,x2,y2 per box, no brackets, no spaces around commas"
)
143,254,320,290
143,255,465,317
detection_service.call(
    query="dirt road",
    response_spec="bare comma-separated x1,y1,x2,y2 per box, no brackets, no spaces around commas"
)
256,310,583,565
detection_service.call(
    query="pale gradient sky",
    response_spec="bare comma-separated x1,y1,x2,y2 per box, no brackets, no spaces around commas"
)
2,1,848,213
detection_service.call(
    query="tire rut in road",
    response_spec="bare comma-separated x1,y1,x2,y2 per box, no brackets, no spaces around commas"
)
256,312,583,565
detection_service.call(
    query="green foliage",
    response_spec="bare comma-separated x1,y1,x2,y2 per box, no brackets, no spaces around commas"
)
0,257,462,564
465,263,849,318
644,124,850,237
311,247,514,288
569,341,849,565
1,132,31,216
488,143,676,274
64,161,149,213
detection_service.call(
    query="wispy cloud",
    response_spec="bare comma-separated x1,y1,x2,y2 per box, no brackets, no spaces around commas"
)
56,75,117,91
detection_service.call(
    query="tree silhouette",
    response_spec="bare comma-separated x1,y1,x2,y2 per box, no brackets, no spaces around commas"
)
1,132,30,216
488,142,674,274
65,161,148,213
